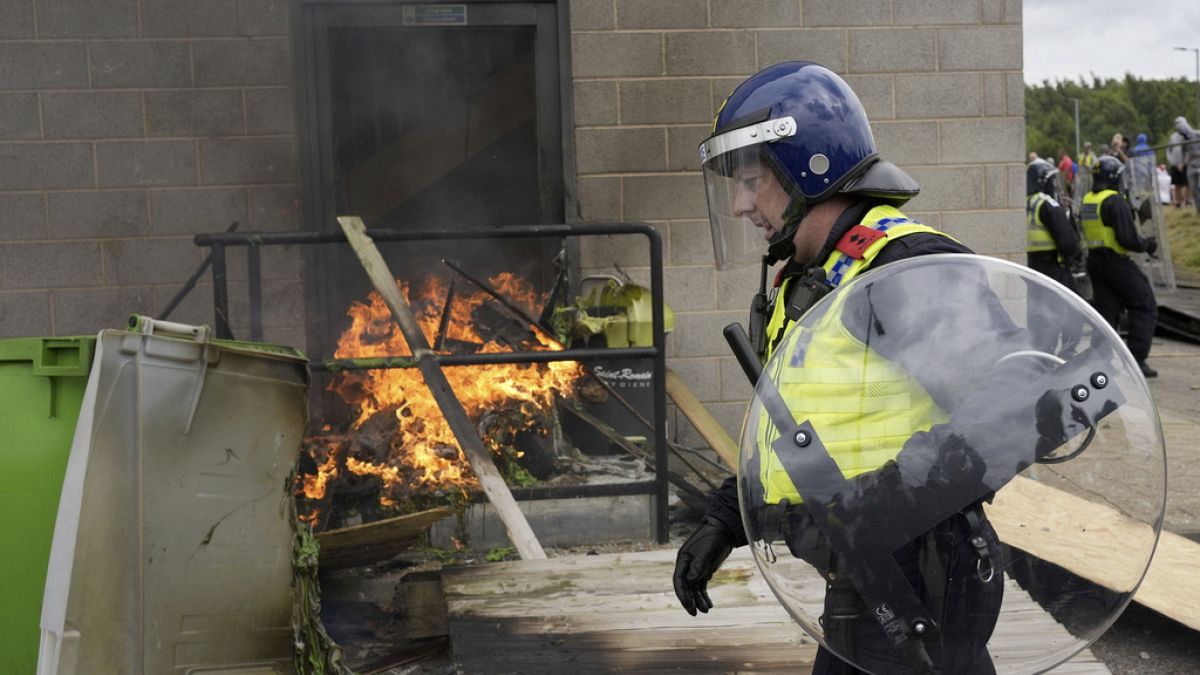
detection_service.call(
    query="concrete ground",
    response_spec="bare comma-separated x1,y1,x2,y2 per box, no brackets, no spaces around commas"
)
1087,333,1200,674
1142,335,1200,539
370,333,1200,675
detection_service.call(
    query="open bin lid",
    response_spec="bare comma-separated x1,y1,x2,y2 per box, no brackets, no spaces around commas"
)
38,321,308,675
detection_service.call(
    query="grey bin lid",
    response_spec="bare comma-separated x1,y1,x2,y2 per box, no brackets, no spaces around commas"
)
38,327,308,675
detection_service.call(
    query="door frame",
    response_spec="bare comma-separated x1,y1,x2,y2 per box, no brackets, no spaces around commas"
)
290,0,576,370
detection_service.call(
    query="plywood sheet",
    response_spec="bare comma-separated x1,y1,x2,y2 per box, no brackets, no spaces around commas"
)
442,548,1110,674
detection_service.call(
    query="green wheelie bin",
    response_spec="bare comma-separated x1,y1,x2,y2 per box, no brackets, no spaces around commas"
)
0,337,94,675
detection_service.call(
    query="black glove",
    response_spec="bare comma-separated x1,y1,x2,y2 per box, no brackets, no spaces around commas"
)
1145,236,1159,257
1137,198,1154,225
673,516,735,616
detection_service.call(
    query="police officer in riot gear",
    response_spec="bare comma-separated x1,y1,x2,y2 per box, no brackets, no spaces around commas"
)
1027,158,1082,278
1026,158,1085,353
673,61,1009,674
1081,156,1159,377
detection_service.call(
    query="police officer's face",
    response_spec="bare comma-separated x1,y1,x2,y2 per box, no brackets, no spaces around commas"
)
731,159,839,265
731,161,790,243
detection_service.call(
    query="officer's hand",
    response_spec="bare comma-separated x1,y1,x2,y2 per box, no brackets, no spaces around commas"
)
673,516,734,616
1146,236,1159,257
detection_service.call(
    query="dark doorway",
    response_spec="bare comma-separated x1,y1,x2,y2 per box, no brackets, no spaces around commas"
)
294,1,572,373
329,24,541,229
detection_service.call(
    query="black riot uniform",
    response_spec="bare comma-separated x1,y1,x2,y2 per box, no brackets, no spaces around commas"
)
1026,196,1081,282
1025,159,1084,355
1080,156,1159,376
702,201,1006,675
1025,158,1082,286
679,60,1027,675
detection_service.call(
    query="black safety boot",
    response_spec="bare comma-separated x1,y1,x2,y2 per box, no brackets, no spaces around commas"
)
1139,361,1158,378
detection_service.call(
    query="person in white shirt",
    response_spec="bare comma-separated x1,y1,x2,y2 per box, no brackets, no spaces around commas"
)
1174,116,1200,214
1157,164,1172,205
1167,128,1188,208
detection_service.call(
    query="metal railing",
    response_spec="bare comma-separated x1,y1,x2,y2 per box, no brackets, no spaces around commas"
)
192,222,671,542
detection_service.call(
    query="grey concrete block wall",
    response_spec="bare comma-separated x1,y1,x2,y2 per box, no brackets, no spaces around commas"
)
570,0,1025,444
0,4,303,346
0,0,1026,453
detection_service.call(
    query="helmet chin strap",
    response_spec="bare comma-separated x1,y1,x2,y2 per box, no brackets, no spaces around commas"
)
765,195,809,264
765,234,795,265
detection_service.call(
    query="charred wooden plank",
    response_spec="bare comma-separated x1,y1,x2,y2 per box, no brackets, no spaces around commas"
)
317,507,452,570
338,216,546,560
353,637,449,675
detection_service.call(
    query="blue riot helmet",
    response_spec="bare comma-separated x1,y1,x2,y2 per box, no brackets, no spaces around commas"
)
1092,155,1125,192
699,62,919,269
1026,158,1059,198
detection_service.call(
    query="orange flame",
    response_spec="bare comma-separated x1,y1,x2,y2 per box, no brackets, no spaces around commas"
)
302,450,340,500
301,272,580,514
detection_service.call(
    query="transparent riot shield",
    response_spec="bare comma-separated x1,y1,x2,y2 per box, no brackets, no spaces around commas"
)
1071,166,1092,217
1126,154,1176,290
1067,169,1095,300
1054,170,1075,220
738,255,1165,674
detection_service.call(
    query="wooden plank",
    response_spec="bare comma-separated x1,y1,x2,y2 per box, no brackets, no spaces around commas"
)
317,507,451,570
337,216,545,560
446,620,812,674
987,475,1200,631
665,368,739,470
355,637,450,675
395,571,449,640
318,568,449,671
444,549,814,673
442,547,1109,674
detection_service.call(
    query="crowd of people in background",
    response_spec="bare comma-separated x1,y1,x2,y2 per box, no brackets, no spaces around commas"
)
1024,116,1200,380
1062,117,1200,212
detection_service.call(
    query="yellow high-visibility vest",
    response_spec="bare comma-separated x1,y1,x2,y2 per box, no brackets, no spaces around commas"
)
1081,189,1128,254
1026,193,1058,253
754,206,952,504
762,205,945,360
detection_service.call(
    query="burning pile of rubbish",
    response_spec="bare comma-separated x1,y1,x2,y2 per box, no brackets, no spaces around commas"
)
295,271,587,531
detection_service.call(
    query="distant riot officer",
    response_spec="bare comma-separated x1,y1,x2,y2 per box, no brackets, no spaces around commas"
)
1026,158,1084,354
1081,156,1159,377
1078,141,1098,173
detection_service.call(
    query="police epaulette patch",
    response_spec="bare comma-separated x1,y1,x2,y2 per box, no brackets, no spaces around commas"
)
835,224,888,260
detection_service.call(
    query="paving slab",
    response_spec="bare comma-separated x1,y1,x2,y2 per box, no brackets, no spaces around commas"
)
1144,334,1200,538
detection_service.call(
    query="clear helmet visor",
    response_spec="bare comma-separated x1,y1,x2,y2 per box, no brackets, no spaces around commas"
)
701,117,799,270
738,255,1165,673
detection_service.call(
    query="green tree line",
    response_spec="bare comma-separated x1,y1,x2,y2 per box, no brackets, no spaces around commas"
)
1026,75,1198,163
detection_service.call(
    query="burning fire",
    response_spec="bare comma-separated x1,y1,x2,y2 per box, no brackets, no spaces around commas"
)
299,272,581,519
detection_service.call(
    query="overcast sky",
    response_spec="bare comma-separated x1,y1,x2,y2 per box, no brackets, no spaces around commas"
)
1024,0,1200,84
